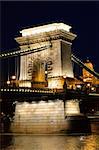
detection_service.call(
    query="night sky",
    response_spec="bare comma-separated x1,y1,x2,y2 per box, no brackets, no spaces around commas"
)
1,1,99,75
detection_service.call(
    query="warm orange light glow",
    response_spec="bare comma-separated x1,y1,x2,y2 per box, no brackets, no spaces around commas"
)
76,85,81,88
12,75,16,80
83,60,94,83
63,75,66,79
7,80,10,85
19,81,31,87
87,83,90,87
45,71,47,74
83,79,87,82
91,87,95,91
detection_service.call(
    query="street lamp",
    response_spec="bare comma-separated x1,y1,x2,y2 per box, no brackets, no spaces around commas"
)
63,75,66,79
63,75,67,85
63,75,67,91
11,75,16,80
11,75,16,87
7,80,10,85
45,71,47,74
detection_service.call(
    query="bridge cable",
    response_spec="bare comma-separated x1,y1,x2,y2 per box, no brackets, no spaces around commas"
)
71,54,99,79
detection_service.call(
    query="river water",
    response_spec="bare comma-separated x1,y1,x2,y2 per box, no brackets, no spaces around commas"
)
1,133,99,150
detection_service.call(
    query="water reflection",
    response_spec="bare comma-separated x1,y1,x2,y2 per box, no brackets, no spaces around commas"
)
1,134,99,150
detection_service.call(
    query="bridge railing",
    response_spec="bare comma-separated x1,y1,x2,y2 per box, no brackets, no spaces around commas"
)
0,86,57,94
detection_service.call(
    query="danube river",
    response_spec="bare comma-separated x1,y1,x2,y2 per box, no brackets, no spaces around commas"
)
1,133,99,150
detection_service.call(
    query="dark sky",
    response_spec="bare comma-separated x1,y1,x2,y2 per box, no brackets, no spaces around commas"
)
1,1,99,73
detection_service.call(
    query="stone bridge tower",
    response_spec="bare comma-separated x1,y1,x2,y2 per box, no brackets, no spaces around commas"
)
15,23,77,88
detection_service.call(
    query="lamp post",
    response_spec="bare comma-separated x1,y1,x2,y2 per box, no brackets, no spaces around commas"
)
11,75,16,87
11,75,16,80
7,80,10,86
63,75,67,118
63,75,67,92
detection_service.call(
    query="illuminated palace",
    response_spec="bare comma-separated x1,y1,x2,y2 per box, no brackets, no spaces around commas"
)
15,23,76,89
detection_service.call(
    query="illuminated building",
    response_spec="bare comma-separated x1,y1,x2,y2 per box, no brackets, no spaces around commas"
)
15,23,77,88
82,59,99,92
83,59,94,83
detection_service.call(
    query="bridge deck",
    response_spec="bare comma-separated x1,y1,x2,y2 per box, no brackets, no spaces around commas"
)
1,87,99,102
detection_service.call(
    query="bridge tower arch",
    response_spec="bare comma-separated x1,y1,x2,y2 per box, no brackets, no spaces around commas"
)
15,23,77,88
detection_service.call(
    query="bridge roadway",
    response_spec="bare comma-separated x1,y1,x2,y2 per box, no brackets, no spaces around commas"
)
0,87,99,102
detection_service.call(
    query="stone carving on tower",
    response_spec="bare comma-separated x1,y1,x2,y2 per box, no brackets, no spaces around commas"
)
15,23,77,88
